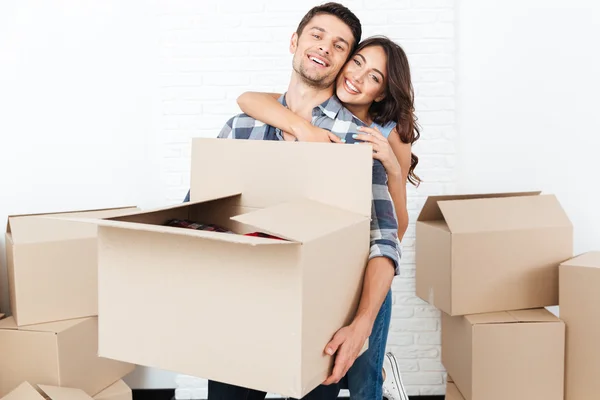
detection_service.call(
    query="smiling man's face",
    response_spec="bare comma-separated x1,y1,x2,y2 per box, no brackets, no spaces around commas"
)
290,13,355,89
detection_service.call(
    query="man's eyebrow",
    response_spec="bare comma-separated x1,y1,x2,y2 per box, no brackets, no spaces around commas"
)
355,53,385,80
309,26,326,33
308,26,350,47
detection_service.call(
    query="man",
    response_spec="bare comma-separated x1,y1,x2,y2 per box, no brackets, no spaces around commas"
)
187,3,401,399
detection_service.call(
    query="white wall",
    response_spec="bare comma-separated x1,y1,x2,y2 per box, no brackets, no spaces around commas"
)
0,0,178,390
456,0,600,256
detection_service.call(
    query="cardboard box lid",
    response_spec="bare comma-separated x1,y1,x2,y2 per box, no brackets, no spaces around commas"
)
0,316,86,333
191,137,373,217
465,308,561,325
6,206,138,245
561,251,600,269
417,191,571,233
1,382,94,400
230,198,369,243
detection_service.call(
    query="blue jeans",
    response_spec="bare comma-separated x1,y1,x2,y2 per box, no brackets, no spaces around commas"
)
344,289,392,400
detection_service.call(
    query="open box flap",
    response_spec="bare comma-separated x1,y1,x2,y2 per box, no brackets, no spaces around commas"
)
230,198,368,243
438,193,571,234
59,216,293,246
104,191,244,222
417,191,541,223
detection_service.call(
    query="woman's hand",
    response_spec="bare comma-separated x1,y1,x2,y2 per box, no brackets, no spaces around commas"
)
292,120,344,143
353,126,402,176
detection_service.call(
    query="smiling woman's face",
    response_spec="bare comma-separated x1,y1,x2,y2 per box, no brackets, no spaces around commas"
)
336,45,387,107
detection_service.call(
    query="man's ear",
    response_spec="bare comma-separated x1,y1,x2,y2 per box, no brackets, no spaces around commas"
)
289,32,298,54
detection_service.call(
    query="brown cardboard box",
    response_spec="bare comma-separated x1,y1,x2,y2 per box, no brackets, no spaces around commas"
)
1,382,96,400
0,316,135,398
416,191,572,316
559,251,600,400
92,380,131,400
61,138,376,399
442,308,564,400
5,206,138,326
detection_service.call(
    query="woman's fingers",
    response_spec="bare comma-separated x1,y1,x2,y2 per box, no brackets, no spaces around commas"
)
352,133,377,143
357,126,386,141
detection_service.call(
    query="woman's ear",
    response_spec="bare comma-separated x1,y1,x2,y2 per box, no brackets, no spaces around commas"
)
374,92,386,103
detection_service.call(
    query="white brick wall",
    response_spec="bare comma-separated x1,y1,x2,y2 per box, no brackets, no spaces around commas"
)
160,0,456,397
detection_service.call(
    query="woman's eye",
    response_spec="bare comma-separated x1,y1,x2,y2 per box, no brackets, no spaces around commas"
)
354,59,360,66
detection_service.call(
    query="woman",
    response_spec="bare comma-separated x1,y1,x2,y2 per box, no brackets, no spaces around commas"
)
237,36,420,400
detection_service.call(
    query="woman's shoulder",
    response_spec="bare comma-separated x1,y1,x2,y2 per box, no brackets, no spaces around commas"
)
370,121,397,138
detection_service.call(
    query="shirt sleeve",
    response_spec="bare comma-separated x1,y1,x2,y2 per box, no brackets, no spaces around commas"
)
369,158,401,275
217,116,235,139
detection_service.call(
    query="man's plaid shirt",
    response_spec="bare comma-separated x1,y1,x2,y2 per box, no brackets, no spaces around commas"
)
216,93,401,275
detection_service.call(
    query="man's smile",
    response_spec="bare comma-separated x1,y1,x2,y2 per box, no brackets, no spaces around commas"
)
307,53,330,68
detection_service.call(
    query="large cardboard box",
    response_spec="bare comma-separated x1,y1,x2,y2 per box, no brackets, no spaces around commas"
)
5,206,138,326
559,251,600,400
441,308,564,400
0,316,135,398
63,139,376,399
416,191,572,316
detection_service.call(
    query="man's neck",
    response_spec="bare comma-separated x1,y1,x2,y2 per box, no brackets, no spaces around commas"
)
285,74,334,121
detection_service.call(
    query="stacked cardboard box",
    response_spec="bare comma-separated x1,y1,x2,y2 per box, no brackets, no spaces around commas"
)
0,207,138,398
559,252,600,400
416,192,573,400
48,138,375,399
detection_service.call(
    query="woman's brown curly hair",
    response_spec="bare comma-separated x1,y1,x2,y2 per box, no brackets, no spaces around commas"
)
357,36,422,186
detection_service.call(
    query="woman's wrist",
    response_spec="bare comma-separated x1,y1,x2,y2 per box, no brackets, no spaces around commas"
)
386,162,403,179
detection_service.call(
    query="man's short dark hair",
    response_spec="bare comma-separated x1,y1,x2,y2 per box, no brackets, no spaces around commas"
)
296,2,362,53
